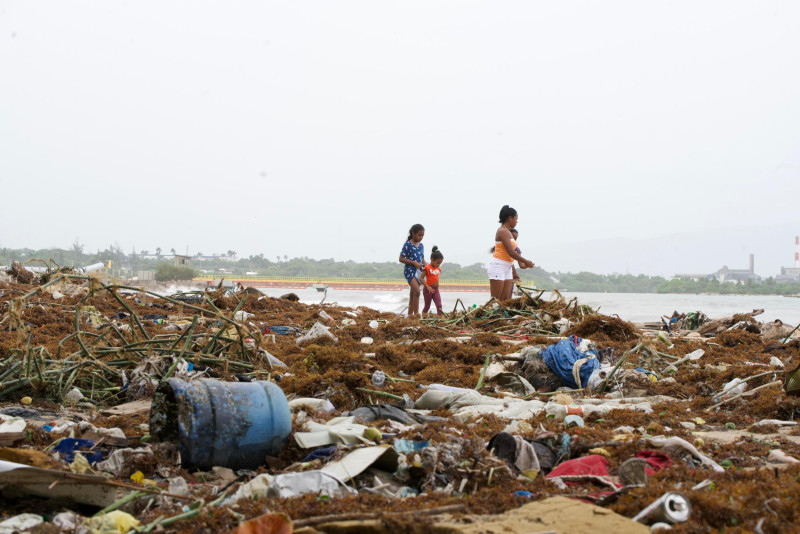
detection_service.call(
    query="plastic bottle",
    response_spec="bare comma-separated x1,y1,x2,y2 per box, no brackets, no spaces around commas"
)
371,371,385,387
319,310,333,322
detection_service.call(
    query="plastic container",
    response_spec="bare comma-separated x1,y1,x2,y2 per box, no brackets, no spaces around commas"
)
564,414,585,428
150,378,291,470
371,371,385,387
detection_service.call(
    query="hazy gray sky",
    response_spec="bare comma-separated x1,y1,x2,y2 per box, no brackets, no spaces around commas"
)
1,1,798,276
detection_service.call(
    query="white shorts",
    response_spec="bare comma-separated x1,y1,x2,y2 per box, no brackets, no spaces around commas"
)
487,258,513,281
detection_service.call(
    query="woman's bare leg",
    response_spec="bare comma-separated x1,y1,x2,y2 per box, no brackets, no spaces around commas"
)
489,279,505,299
408,278,421,316
501,280,515,300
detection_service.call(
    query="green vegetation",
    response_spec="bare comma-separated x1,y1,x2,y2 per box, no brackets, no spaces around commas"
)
2,245,799,295
155,263,197,281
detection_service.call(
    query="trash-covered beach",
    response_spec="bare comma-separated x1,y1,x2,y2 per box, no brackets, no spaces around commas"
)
2,263,800,533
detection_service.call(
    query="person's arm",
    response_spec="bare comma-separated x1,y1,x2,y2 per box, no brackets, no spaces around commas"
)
399,255,422,268
498,229,533,268
419,268,431,292
398,245,422,269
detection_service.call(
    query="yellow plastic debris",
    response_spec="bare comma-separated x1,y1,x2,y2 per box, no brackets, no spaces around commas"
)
521,469,539,481
130,471,144,484
69,453,93,474
692,417,705,425
87,510,141,534
20,396,32,405
588,448,611,458
363,427,382,442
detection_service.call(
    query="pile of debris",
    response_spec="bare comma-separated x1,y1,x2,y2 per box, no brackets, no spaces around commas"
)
1,264,800,533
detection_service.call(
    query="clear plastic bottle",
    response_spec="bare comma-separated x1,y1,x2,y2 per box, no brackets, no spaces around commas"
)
371,370,385,387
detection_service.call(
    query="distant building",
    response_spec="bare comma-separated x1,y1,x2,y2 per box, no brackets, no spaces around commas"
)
777,267,800,282
776,236,800,282
673,253,760,283
713,254,760,283
174,254,191,267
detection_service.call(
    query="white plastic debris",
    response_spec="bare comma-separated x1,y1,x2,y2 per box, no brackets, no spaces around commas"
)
768,449,799,464
361,337,374,345
52,511,83,532
0,513,44,534
647,436,724,473
712,378,748,403
296,322,339,345
0,415,25,434
234,310,254,321
369,320,379,329
229,471,355,503
63,388,84,404
168,476,190,496
294,417,372,448
770,357,785,368
288,398,335,414
96,447,154,477
752,419,797,427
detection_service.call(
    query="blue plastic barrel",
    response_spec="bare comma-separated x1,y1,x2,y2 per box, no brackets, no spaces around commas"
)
150,378,292,470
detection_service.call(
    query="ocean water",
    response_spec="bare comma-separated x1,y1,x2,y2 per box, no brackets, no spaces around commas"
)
254,287,800,325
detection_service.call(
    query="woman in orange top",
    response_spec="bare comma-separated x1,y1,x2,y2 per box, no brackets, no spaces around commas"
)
489,205,534,300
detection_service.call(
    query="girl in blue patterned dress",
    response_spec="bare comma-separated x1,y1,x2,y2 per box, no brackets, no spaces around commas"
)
398,224,425,316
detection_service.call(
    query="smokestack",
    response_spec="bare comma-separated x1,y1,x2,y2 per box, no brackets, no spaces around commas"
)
749,253,754,274
796,236,799,268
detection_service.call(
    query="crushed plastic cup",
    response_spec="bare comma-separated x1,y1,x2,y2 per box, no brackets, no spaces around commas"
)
369,320,379,329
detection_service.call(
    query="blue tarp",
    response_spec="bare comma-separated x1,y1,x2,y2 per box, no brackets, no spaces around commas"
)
541,335,600,389
53,438,104,465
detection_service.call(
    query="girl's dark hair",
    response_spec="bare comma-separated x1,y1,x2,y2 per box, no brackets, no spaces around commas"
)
431,246,443,261
499,205,517,224
510,228,519,235
407,224,424,241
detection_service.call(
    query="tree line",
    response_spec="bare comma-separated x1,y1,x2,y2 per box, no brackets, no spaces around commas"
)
2,246,799,295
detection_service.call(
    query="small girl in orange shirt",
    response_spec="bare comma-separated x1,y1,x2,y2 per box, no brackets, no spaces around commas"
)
420,246,444,316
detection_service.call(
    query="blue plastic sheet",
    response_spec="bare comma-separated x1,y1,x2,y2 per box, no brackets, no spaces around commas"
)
393,439,429,454
264,326,301,336
53,438,104,464
541,335,600,389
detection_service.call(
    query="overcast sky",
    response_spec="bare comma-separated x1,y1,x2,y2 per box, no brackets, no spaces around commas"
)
1,1,798,276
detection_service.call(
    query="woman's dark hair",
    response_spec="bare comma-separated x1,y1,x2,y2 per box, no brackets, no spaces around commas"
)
499,205,517,224
407,224,424,241
431,246,443,261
